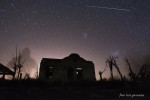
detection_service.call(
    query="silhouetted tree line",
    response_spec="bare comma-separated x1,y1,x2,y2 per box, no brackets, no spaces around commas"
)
0,47,38,80
99,56,150,85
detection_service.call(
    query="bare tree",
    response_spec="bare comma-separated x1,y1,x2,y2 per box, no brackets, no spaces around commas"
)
112,57,124,81
17,52,25,80
12,48,18,80
99,66,107,80
125,58,136,82
137,64,146,78
106,57,114,80
12,47,25,80
107,56,124,81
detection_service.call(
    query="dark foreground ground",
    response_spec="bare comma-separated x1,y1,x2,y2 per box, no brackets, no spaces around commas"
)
0,80,150,100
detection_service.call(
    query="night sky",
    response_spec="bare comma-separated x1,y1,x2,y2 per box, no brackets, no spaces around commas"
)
0,0,150,79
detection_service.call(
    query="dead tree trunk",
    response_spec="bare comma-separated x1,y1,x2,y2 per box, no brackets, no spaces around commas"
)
138,65,146,78
125,58,136,82
17,67,21,80
107,56,124,81
112,59,124,81
13,48,18,80
107,57,114,80
13,65,17,80
99,72,102,80
12,47,25,80
109,64,114,80
99,66,107,81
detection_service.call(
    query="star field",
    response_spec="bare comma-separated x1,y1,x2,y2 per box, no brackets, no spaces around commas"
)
0,0,150,79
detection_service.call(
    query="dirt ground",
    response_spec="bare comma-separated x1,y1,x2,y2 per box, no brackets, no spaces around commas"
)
0,86,149,100
0,80,149,100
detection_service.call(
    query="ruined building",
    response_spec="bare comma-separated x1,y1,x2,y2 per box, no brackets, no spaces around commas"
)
39,53,95,81
0,63,15,79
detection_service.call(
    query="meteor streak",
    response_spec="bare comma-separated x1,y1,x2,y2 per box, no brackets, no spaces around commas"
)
87,5,130,12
